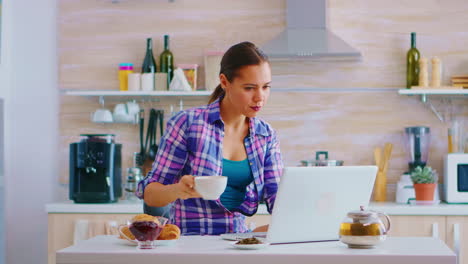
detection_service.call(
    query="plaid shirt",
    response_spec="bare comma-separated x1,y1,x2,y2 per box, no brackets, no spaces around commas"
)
136,97,283,235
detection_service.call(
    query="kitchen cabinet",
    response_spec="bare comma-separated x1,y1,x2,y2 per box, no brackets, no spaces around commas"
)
48,213,137,264
446,216,468,264
387,215,446,240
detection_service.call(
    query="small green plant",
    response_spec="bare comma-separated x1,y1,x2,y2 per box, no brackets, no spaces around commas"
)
411,166,438,184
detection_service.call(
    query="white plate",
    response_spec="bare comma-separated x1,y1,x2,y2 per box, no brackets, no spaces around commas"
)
230,241,269,250
116,236,177,246
220,232,268,241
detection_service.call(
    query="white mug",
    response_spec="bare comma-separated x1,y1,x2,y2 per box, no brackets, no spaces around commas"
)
92,108,113,123
113,103,128,116
194,176,228,200
126,101,140,116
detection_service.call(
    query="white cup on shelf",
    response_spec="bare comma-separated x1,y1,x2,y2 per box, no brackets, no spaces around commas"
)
92,108,113,123
141,73,154,91
128,73,141,91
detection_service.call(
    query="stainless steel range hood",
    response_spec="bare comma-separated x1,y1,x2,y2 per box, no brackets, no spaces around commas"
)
262,0,361,59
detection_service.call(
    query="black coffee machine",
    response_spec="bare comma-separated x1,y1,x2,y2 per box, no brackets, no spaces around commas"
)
69,134,122,203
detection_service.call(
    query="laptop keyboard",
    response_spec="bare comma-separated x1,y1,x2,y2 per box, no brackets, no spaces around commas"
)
220,232,267,241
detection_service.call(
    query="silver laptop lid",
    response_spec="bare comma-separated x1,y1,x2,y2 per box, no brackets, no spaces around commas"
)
266,166,377,244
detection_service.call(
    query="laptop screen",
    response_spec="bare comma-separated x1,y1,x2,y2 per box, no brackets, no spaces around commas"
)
266,166,377,244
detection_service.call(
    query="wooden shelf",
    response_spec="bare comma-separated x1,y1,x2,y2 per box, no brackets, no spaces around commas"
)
63,90,212,97
398,89,468,96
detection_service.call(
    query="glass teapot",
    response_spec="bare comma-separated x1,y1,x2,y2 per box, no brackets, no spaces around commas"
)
339,206,391,249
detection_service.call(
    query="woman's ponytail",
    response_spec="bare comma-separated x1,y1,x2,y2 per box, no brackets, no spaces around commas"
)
208,84,225,104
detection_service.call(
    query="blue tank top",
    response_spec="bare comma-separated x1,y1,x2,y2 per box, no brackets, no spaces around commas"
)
220,158,254,211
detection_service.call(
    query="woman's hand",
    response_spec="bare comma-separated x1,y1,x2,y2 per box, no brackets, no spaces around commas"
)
175,175,202,200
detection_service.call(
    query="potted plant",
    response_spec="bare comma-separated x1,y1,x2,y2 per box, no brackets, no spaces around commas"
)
410,166,438,201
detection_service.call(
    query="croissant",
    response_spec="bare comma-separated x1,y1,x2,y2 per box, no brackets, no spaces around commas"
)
131,214,160,225
157,224,181,240
119,225,136,240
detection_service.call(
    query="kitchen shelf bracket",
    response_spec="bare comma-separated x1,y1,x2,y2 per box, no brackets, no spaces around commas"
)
423,98,445,122
397,89,468,123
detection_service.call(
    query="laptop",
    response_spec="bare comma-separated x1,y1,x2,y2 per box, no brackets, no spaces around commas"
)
221,166,377,244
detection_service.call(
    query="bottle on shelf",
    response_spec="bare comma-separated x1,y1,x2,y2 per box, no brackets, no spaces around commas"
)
118,63,134,91
159,35,174,90
406,32,420,89
141,38,157,90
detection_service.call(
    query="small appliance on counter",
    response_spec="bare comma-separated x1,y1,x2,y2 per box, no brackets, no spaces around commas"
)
69,134,122,203
444,153,468,203
396,126,440,204
395,173,415,204
404,126,431,173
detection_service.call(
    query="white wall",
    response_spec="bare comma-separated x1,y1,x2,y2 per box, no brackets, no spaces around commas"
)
2,0,58,263
0,0,10,262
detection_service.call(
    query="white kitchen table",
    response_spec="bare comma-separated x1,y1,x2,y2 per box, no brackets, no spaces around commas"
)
56,235,456,264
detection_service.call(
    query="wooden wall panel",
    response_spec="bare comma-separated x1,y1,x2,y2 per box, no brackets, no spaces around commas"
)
59,0,468,202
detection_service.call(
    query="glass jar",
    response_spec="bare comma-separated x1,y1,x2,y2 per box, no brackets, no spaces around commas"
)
339,206,391,248
124,152,144,201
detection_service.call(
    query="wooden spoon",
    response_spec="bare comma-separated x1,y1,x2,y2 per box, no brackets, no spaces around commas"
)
382,143,393,173
374,147,383,172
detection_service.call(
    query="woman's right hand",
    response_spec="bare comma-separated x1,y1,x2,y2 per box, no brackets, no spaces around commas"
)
175,175,202,200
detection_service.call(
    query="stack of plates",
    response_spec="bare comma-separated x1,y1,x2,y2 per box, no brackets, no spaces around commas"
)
451,75,468,88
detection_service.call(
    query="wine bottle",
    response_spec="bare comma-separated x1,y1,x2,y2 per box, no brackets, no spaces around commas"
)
142,38,157,74
159,35,174,90
406,32,420,89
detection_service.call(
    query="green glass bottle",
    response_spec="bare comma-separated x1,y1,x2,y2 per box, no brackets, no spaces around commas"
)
406,32,420,89
159,35,174,90
142,38,157,74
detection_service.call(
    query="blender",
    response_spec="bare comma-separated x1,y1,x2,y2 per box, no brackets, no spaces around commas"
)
404,126,431,173
396,126,432,203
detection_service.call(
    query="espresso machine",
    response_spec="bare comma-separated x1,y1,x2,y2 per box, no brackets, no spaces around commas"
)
69,134,122,203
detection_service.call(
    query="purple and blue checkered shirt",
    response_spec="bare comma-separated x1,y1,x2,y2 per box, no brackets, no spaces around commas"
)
136,97,283,235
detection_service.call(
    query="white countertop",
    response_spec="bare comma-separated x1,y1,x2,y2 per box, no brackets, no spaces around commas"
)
56,235,455,264
46,200,468,216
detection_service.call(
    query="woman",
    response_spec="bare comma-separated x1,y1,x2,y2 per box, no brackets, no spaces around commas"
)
136,41,283,235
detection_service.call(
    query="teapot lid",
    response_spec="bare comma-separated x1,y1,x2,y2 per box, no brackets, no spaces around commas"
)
347,205,378,220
